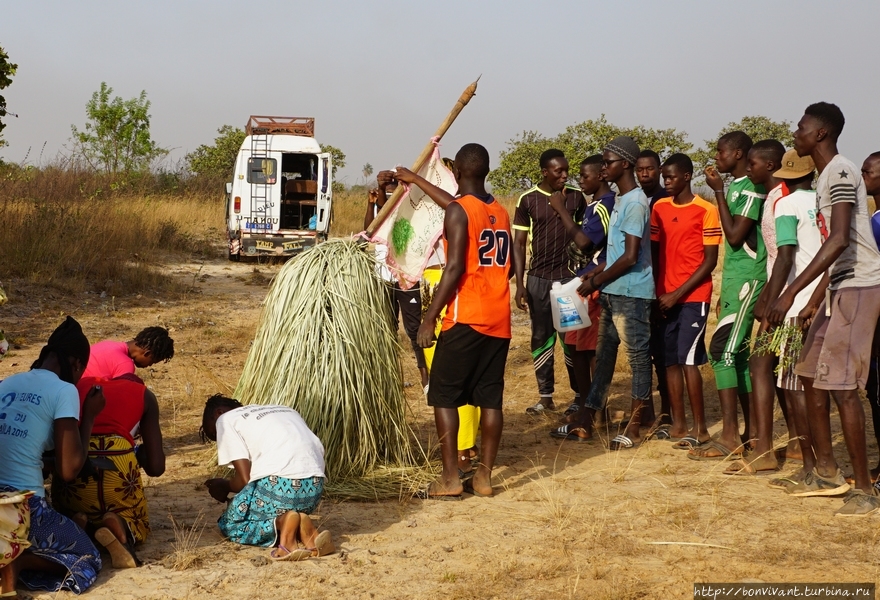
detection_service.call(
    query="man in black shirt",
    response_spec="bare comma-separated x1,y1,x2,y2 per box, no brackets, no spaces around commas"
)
513,149,585,414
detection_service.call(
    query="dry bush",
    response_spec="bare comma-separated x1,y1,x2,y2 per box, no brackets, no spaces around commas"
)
163,512,208,571
0,166,225,294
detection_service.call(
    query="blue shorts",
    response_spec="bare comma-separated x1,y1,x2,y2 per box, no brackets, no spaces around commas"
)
663,302,709,366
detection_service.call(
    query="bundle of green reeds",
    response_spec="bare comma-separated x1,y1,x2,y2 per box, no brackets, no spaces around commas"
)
233,240,433,500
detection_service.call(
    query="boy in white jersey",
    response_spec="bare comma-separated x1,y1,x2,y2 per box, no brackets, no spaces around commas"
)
768,102,880,516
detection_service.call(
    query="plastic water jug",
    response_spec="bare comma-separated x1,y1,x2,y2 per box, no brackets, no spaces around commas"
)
550,279,591,332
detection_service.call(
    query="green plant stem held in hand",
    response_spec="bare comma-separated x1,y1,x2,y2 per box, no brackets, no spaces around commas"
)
751,324,804,374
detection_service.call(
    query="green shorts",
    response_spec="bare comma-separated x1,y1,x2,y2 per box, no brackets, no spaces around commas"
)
709,279,764,392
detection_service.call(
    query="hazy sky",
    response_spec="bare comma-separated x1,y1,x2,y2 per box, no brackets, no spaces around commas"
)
2,1,879,185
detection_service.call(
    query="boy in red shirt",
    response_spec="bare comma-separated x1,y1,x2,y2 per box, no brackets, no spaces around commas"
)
650,153,721,448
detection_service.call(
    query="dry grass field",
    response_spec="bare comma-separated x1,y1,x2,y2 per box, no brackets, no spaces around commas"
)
1,186,879,599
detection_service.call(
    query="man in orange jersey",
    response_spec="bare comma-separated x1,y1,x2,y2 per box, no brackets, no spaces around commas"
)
415,143,512,499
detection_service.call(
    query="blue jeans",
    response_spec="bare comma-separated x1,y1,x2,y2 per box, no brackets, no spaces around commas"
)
584,293,653,411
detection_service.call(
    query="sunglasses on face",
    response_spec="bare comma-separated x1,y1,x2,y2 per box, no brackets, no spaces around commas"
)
602,158,625,167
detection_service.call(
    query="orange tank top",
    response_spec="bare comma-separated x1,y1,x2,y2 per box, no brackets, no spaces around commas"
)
441,194,512,338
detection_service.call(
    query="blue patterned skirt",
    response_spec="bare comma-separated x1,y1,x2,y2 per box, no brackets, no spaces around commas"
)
0,486,102,594
217,475,324,547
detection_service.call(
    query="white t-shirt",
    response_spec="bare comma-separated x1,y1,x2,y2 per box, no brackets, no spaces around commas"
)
216,405,325,482
774,189,822,318
816,154,880,289
762,183,784,278
0,369,80,497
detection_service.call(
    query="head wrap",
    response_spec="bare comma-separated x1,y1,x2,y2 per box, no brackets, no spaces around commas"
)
603,136,640,166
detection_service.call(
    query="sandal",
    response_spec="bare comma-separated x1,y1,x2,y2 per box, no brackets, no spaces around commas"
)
549,424,591,442
723,458,780,476
609,434,638,451
270,545,312,561
308,530,335,557
687,440,742,461
526,400,555,415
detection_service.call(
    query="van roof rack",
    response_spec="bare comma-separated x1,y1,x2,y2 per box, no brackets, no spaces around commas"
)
245,116,315,137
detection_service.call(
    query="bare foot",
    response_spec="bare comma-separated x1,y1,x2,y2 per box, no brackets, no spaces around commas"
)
425,479,463,498
468,469,493,497
273,511,303,558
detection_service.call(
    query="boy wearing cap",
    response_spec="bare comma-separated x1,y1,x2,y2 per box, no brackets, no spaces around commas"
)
747,150,822,485
550,137,654,448
691,132,766,461
768,103,880,516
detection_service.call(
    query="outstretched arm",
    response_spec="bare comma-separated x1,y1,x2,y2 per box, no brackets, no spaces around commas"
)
393,167,454,209
417,203,467,347
768,202,852,325
579,233,641,296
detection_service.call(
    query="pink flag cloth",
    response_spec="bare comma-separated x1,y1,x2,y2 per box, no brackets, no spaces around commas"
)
370,144,457,290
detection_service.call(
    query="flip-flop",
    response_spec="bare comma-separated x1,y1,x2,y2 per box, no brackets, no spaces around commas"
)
307,530,335,557
415,488,462,501
609,434,638,451
94,527,140,569
650,427,671,440
687,440,742,461
673,436,703,450
462,478,492,498
768,475,802,490
270,545,312,561
723,459,780,476
549,424,591,442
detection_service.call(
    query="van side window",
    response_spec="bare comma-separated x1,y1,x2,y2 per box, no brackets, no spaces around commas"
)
247,158,277,184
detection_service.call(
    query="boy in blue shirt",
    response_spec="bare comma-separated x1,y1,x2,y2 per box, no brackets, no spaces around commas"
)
550,137,655,447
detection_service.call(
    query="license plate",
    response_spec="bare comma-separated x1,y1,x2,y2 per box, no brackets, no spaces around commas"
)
282,241,303,251
255,240,274,251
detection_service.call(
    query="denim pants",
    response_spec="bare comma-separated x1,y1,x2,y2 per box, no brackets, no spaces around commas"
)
584,293,653,411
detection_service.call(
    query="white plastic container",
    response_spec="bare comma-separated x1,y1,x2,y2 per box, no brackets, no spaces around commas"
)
550,279,591,333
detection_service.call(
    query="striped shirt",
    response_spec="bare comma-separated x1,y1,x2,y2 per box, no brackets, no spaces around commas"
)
513,185,584,280
816,154,880,289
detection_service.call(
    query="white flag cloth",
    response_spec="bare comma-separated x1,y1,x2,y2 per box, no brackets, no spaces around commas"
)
370,143,457,290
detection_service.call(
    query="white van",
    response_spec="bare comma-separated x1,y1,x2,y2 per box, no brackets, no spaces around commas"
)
226,116,332,260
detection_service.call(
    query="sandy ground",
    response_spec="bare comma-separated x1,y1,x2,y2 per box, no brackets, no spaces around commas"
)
2,255,879,600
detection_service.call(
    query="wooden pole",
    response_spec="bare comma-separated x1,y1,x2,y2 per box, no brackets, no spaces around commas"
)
365,77,480,237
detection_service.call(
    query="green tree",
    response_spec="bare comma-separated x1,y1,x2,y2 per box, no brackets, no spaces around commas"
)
0,46,18,149
319,144,346,178
186,125,246,178
70,82,167,174
488,115,691,195
692,115,794,175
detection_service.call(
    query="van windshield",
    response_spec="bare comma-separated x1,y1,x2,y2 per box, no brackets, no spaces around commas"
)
247,157,277,184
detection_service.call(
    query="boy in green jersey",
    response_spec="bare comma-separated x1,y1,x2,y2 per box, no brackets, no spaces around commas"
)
689,131,767,460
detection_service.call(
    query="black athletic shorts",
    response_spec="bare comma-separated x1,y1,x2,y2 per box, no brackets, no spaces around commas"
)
427,323,510,410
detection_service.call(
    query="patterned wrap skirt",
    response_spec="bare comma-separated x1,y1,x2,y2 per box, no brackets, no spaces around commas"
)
51,434,151,543
0,485,101,594
218,475,324,547
0,489,33,569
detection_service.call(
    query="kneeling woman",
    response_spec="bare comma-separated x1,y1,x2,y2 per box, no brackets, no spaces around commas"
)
0,317,103,597
52,373,165,569
200,395,333,561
